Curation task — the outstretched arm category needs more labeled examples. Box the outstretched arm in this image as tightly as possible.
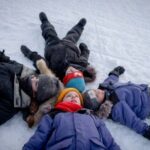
[23,115,53,150]
[36,59,55,77]
[99,66,125,88]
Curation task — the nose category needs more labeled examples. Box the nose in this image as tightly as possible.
[71,94,76,98]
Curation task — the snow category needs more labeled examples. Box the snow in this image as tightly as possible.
[0,0,150,149]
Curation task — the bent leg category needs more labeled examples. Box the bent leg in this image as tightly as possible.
[63,18,86,44]
[39,12,60,45]
[79,43,90,62]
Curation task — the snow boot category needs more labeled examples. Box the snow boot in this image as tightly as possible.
[39,12,48,23]
[77,18,87,27]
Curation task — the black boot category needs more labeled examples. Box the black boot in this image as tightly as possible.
[77,18,87,27]
[0,50,10,62]
[39,12,48,23]
[21,45,43,63]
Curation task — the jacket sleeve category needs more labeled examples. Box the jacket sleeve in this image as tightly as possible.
[23,114,53,150]
[97,120,121,150]
[36,59,55,77]
[102,74,119,85]
[111,101,149,135]
[1,61,23,77]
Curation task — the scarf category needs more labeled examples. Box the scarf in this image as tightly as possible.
[55,101,82,112]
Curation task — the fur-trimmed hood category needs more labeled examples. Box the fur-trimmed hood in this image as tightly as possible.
[95,100,113,119]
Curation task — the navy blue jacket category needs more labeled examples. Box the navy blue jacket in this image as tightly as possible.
[23,112,120,150]
[100,74,150,135]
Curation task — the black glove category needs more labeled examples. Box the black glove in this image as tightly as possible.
[21,45,43,62]
[109,66,125,77]
[0,49,10,62]
[21,45,44,70]
[143,126,150,140]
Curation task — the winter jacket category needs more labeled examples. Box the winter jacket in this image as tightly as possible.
[23,110,120,150]
[0,59,63,125]
[45,39,89,81]
[0,61,23,124]
[99,74,150,135]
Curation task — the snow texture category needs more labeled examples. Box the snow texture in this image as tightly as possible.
[0,0,150,149]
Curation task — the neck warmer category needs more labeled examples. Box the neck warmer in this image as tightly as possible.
[55,101,82,112]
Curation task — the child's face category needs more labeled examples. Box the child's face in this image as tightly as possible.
[92,89,105,103]
[63,91,81,105]
[66,66,78,75]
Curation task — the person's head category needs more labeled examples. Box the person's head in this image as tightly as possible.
[56,88,83,106]
[63,66,85,93]
[83,89,105,111]
[20,74,63,103]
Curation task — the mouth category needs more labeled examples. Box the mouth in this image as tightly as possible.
[71,99,77,103]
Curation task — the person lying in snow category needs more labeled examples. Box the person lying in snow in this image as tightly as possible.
[21,11,96,83]
[0,50,63,127]
[83,66,150,140]
[23,88,120,150]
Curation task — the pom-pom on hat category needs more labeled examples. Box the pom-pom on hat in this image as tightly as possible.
[56,88,83,105]
[63,71,85,93]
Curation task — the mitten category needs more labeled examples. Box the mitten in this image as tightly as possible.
[109,66,125,77]
[0,50,10,62]
[21,45,44,69]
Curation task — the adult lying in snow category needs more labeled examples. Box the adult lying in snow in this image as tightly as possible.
[83,66,150,140]
[23,88,120,150]
[21,12,96,83]
[0,50,63,127]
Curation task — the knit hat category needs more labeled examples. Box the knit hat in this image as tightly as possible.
[36,74,60,103]
[83,90,101,111]
[56,88,83,105]
[63,71,85,93]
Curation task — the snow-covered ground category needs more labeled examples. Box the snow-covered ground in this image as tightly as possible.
[0,0,150,149]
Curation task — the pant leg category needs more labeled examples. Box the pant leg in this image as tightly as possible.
[41,20,60,46]
[63,23,84,44]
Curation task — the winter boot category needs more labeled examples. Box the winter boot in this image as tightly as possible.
[0,50,10,62]
[21,45,43,63]
[77,18,87,27]
[39,12,48,23]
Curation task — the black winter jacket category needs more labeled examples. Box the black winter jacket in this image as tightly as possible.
[45,40,89,80]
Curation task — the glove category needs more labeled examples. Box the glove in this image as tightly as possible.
[109,66,125,77]
[0,49,10,62]
[21,45,43,62]
[21,45,44,70]
[143,127,150,140]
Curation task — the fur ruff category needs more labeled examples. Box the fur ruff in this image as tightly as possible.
[95,100,113,119]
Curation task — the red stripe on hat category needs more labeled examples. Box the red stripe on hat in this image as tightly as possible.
[63,71,83,85]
